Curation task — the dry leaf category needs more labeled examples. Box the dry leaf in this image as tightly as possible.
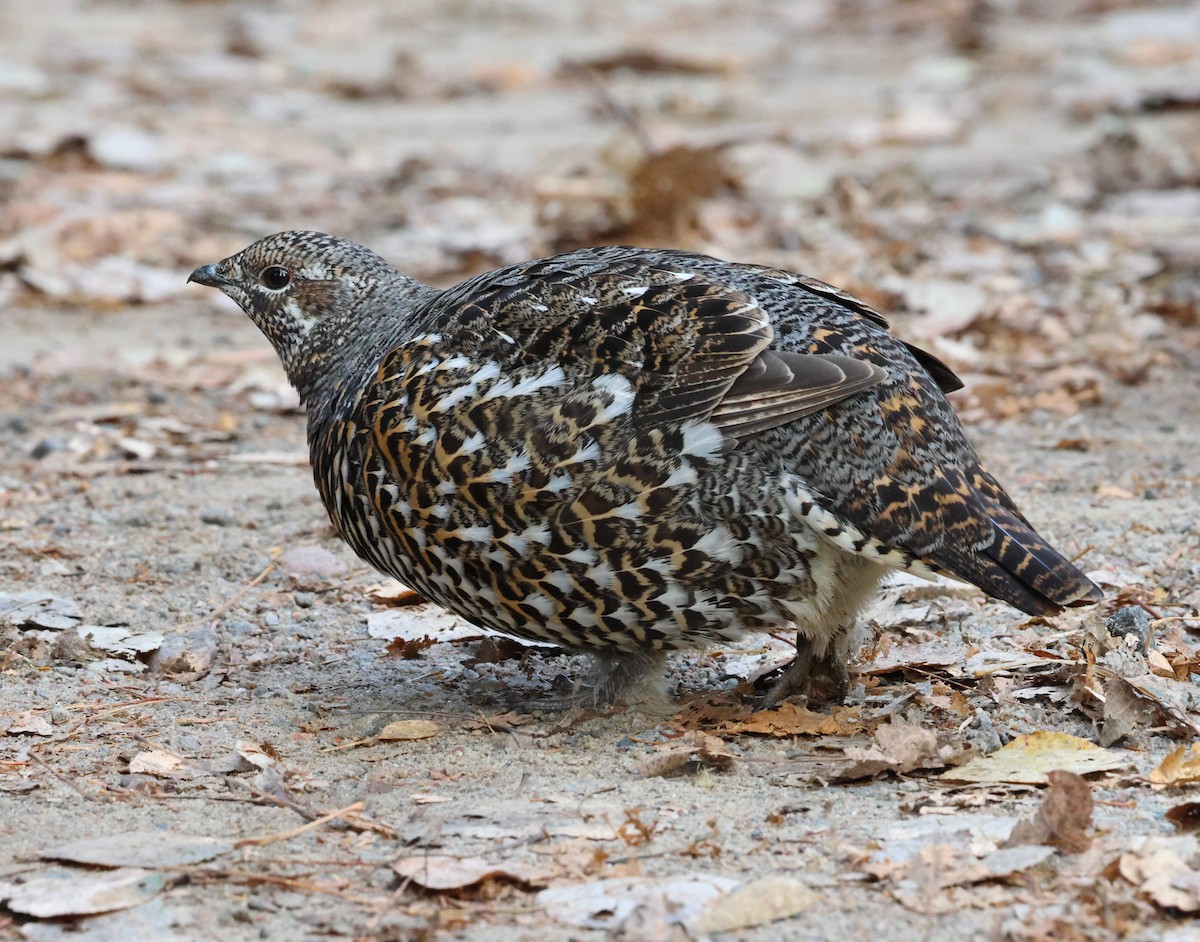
[464,711,532,733]
[836,718,960,781]
[40,832,233,868]
[1118,837,1200,912]
[1150,742,1200,787]
[1121,673,1200,736]
[7,711,53,736]
[0,868,164,918]
[861,640,969,675]
[1004,770,1093,853]
[1166,803,1200,833]
[365,579,422,606]
[376,720,439,742]
[941,732,1132,784]
[127,749,183,776]
[721,702,861,737]
[1099,675,1157,746]
[640,732,735,778]
[393,855,549,892]
[538,876,738,931]
[235,741,278,770]
[410,793,451,804]
[384,636,436,659]
[687,875,818,934]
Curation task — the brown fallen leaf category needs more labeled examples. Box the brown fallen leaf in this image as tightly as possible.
[365,580,423,607]
[1118,837,1200,912]
[1099,675,1157,746]
[384,635,436,659]
[1166,803,1200,833]
[640,732,736,778]
[720,702,861,737]
[1005,770,1093,854]
[835,717,961,781]
[464,711,532,733]
[394,855,550,893]
[1151,742,1200,787]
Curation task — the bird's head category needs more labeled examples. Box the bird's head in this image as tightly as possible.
[189,230,417,397]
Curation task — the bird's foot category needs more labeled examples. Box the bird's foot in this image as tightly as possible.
[754,635,850,711]
[512,650,672,716]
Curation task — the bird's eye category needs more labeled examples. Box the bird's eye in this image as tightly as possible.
[259,266,292,290]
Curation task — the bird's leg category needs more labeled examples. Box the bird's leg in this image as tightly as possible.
[755,631,851,711]
[518,648,672,716]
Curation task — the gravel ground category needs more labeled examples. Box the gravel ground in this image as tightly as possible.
[1,2,1199,940]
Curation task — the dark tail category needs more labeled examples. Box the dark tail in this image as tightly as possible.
[943,469,1104,616]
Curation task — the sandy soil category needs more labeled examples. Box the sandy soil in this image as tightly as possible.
[1,2,1199,940]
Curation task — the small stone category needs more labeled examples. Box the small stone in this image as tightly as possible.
[1106,606,1152,652]
[29,439,67,460]
[148,627,218,678]
[199,509,234,526]
[277,545,348,581]
[88,125,166,172]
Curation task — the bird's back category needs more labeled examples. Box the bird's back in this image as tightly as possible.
[307,244,1098,647]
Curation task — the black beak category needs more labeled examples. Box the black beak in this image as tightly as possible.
[188,263,226,287]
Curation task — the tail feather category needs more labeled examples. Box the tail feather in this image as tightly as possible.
[946,508,1103,616]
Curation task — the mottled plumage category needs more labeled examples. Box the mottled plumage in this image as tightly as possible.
[190,231,1102,709]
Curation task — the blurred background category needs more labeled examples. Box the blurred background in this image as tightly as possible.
[2,0,1196,397]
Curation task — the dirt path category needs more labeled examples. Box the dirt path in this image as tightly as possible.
[2,2,1199,940]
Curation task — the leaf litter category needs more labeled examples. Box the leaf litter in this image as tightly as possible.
[1,0,1199,939]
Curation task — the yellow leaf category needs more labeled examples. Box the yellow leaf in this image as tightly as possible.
[377,720,439,742]
[940,731,1131,785]
[1150,742,1200,787]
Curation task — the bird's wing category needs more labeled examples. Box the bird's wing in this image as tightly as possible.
[425,252,887,441]
[733,279,1102,616]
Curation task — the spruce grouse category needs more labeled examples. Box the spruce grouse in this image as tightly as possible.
[190,232,1102,709]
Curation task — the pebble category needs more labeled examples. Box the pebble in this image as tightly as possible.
[1106,606,1152,652]
[199,508,234,526]
[88,125,167,172]
[278,544,348,580]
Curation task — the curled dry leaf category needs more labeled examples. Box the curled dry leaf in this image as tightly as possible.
[384,635,436,659]
[640,731,736,778]
[1150,742,1200,787]
[940,731,1132,785]
[1004,770,1093,854]
[1099,675,1157,746]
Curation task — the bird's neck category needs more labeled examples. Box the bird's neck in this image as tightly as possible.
[286,277,440,418]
